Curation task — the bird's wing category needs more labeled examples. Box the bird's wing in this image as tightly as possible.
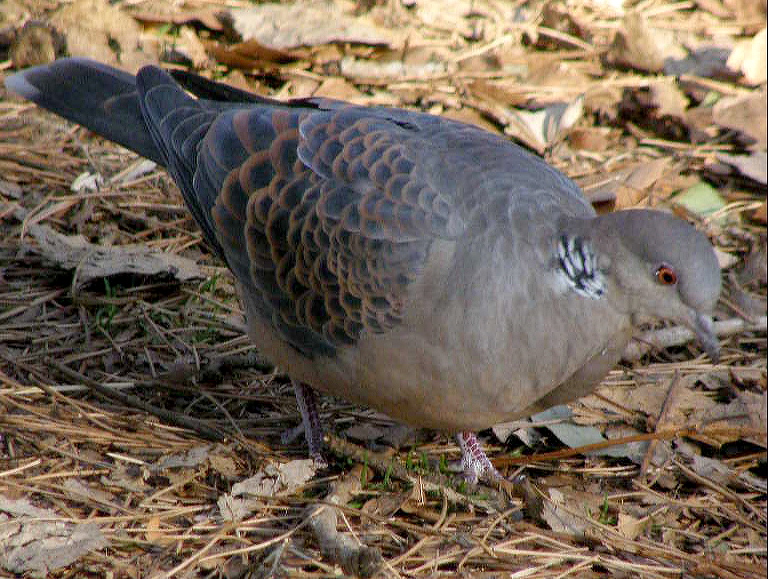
[136,66,468,357]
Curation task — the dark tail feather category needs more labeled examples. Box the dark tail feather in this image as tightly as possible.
[5,58,166,166]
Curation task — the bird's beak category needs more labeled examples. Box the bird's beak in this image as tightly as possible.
[691,312,720,364]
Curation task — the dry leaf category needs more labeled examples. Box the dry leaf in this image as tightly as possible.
[577,157,672,209]
[541,4,589,46]
[144,516,164,544]
[344,422,388,442]
[568,127,614,151]
[10,21,63,68]
[0,496,107,577]
[649,79,689,119]
[504,96,584,153]
[207,38,299,70]
[173,26,211,69]
[737,240,768,286]
[608,12,685,73]
[541,488,589,537]
[101,465,151,493]
[727,28,767,85]
[725,390,767,448]
[218,493,255,523]
[672,181,728,220]
[63,479,115,506]
[49,0,156,72]
[413,0,478,38]
[713,89,768,148]
[153,445,211,471]
[229,459,316,498]
[717,151,768,185]
[218,461,317,520]
[129,8,225,31]
[230,1,399,49]
[617,512,645,539]
[313,77,367,102]
[23,222,203,286]
[663,47,731,78]
[209,454,239,480]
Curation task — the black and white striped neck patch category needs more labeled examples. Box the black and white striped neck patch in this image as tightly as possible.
[556,235,605,299]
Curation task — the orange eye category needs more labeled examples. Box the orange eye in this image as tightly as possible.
[655,265,678,285]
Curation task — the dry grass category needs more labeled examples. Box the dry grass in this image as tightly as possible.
[0,0,766,577]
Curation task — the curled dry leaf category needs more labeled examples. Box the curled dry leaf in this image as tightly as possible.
[504,96,584,153]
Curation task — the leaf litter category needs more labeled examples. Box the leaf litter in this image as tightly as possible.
[0,0,765,577]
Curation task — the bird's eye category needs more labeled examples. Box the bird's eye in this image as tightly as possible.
[655,264,678,285]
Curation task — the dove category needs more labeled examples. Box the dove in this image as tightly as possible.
[6,58,721,482]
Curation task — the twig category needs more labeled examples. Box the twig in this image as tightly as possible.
[305,464,383,578]
[47,358,225,442]
[494,426,767,466]
[623,316,767,361]
[640,372,682,477]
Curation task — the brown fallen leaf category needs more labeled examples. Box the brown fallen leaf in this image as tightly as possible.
[567,127,615,152]
[9,21,64,68]
[48,0,156,72]
[144,516,172,545]
[207,38,299,70]
[541,488,589,538]
[230,1,400,49]
[129,7,225,32]
[576,157,673,209]
[649,78,689,119]
[723,0,768,21]
[607,11,686,73]
[525,3,590,50]
[713,89,768,148]
[313,77,367,101]
[751,202,767,224]
[617,512,646,540]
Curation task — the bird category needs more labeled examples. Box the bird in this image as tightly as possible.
[5,58,721,482]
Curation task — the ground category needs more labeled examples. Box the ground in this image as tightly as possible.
[0,0,765,577]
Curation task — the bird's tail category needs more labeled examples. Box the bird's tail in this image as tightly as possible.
[5,58,166,166]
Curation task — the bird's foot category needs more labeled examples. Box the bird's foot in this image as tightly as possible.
[456,431,503,484]
[456,432,545,520]
[289,381,328,468]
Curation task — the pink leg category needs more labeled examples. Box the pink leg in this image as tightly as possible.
[456,431,502,484]
[291,381,325,463]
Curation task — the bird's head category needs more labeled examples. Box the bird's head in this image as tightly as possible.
[587,209,721,362]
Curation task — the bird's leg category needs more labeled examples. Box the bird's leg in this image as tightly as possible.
[457,431,502,484]
[290,381,326,465]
